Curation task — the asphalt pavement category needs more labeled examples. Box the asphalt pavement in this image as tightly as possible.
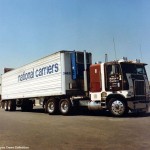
[0,107,150,150]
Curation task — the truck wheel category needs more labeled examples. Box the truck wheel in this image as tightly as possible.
[46,99,58,115]
[8,100,16,111]
[4,101,8,111]
[108,98,128,117]
[59,99,72,115]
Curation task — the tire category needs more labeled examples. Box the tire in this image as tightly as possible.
[8,100,16,111]
[46,99,58,115]
[108,98,128,117]
[1,101,4,109]
[4,101,8,111]
[59,99,72,115]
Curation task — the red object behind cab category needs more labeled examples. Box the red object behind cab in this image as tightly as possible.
[90,64,102,92]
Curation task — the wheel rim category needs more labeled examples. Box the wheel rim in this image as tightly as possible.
[4,103,7,110]
[8,101,11,110]
[60,101,69,113]
[4,101,8,110]
[111,100,125,115]
[48,102,55,113]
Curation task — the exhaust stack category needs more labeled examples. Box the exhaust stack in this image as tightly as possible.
[84,50,88,95]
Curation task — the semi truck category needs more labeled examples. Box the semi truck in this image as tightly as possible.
[1,50,150,116]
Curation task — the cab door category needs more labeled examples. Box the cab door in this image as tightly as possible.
[105,64,122,91]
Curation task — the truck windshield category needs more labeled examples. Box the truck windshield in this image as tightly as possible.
[120,63,146,75]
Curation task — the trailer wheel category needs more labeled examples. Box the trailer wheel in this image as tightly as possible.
[1,101,4,109]
[46,99,58,115]
[59,99,72,115]
[4,101,8,111]
[8,100,16,111]
[108,98,128,117]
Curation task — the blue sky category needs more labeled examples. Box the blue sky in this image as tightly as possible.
[0,0,150,78]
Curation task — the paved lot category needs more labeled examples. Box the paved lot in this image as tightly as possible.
[0,107,150,150]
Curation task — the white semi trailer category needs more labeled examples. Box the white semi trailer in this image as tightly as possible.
[1,50,150,116]
[2,50,91,115]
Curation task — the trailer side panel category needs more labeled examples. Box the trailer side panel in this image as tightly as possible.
[2,52,65,100]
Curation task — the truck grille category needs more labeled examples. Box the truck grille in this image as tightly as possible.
[134,80,145,96]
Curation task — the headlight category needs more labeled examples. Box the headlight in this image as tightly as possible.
[101,92,107,100]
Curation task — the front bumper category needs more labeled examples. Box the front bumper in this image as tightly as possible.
[127,99,150,112]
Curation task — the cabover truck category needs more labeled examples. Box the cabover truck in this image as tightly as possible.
[1,50,150,116]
